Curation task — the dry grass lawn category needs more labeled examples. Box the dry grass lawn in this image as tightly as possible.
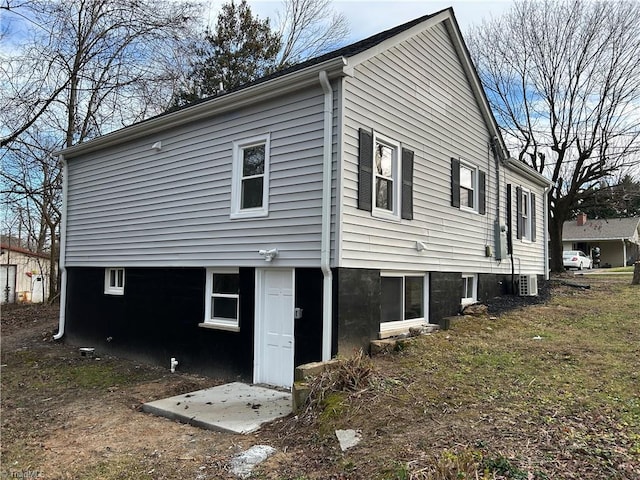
[1,276,639,479]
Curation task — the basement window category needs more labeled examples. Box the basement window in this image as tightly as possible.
[379,272,427,335]
[104,268,125,295]
[461,273,477,306]
[201,268,240,332]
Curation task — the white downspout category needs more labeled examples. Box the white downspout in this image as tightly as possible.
[543,185,550,280]
[54,154,69,340]
[622,239,627,267]
[319,71,333,361]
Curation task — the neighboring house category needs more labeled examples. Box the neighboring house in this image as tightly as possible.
[0,243,50,304]
[563,213,640,267]
[55,8,551,388]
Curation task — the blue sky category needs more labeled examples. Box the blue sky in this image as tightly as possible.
[1,1,513,52]
[210,0,514,40]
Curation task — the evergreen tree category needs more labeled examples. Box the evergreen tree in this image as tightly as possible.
[175,0,281,105]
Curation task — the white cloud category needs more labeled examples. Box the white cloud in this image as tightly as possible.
[204,0,513,41]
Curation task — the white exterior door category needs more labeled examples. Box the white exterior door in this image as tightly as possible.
[254,269,294,388]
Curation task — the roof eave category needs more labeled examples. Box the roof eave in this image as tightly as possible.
[505,157,553,187]
[57,56,347,159]
[342,8,512,161]
[563,237,637,243]
[443,12,510,160]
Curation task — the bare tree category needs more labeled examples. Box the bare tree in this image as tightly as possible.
[1,0,202,299]
[468,0,640,272]
[1,131,62,297]
[1,0,201,148]
[275,0,349,66]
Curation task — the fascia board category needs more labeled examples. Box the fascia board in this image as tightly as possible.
[343,10,450,75]
[342,8,511,162]
[563,237,628,242]
[442,15,510,160]
[57,57,347,159]
[505,157,553,187]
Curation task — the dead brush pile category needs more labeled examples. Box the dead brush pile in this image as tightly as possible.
[299,349,380,423]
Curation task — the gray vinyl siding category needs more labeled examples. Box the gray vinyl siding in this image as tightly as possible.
[505,170,547,274]
[340,22,545,275]
[65,86,331,268]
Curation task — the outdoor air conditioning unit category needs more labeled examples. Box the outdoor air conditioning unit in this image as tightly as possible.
[519,274,538,296]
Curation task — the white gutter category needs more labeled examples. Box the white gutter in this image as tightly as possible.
[319,71,334,361]
[57,57,347,159]
[564,237,630,242]
[53,155,69,340]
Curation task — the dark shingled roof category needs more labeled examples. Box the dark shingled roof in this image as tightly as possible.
[562,217,640,241]
[171,8,448,112]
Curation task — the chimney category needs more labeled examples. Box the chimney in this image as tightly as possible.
[577,213,587,226]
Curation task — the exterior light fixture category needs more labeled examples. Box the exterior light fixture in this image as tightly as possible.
[259,248,278,262]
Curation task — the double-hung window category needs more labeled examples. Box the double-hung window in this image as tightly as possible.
[516,186,536,242]
[202,268,240,331]
[451,158,486,214]
[231,134,270,219]
[373,134,400,218]
[380,273,427,335]
[521,190,530,239]
[104,268,125,295]
[357,128,414,221]
[459,163,476,209]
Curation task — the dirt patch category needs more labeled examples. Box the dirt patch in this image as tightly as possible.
[1,303,60,350]
[1,304,252,480]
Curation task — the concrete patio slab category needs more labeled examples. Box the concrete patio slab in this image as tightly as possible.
[142,382,292,434]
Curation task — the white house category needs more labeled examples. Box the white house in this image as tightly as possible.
[563,214,640,267]
[55,8,551,388]
[0,243,50,304]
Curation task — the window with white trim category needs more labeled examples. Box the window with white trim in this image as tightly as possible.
[231,134,270,219]
[461,274,477,306]
[358,128,414,220]
[373,133,400,219]
[520,189,532,240]
[515,185,537,242]
[459,163,476,210]
[104,268,125,295]
[451,158,486,214]
[380,273,426,332]
[202,268,240,331]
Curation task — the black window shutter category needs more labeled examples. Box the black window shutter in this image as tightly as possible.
[478,170,486,215]
[401,148,414,220]
[531,192,537,242]
[506,184,513,254]
[451,158,460,208]
[515,186,523,239]
[358,128,373,211]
